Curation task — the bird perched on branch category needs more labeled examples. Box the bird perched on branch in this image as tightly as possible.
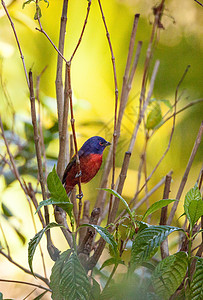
[62,136,111,195]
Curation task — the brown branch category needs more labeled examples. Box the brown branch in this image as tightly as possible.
[78,208,100,269]
[115,170,173,224]
[69,0,92,63]
[97,0,119,224]
[29,71,60,261]
[1,0,29,87]
[194,0,203,7]
[57,63,69,179]
[0,278,51,292]
[0,250,50,287]
[132,65,189,208]
[167,121,203,225]
[36,66,48,181]
[95,15,141,211]
[160,174,172,259]
[55,0,69,136]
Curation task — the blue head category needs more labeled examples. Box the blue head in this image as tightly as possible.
[80,136,111,155]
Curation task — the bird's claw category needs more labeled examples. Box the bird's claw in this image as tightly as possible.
[75,170,82,178]
[76,192,83,200]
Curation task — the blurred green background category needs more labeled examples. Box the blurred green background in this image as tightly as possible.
[0,0,203,298]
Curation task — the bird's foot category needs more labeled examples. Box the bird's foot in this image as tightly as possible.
[75,170,82,178]
[76,192,83,200]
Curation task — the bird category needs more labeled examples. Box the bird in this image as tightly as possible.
[62,136,111,196]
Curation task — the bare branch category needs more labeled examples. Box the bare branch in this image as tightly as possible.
[194,0,203,7]
[167,121,203,225]
[160,174,172,259]
[0,278,51,292]
[115,170,173,224]
[55,0,69,135]
[0,250,50,287]
[95,15,141,211]
[28,71,60,261]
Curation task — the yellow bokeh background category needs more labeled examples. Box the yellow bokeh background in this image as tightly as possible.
[0,0,203,298]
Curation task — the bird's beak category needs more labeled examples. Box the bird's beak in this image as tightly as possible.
[105,141,111,147]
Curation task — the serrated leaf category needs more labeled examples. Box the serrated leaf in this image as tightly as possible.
[142,199,176,221]
[130,225,184,270]
[188,200,203,229]
[37,166,73,219]
[50,249,72,300]
[79,224,118,257]
[184,185,202,229]
[102,188,134,221]
[191,258,203,300]
[59,252,91,300]
[28,222,63,275]
[152,252,188,300]
[146,103,162,130]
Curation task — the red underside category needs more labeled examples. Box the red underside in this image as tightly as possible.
[64,153,103,194]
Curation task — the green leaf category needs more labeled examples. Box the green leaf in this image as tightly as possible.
[100,257,124,270]
[152,252,188,300]
[90,278,101,300]
[50,249,72,300]
[184,185,202,229]
[36,198,73,215]
[142,199,176,221]
[191,258,203,300]
[188,200,203,229]
[130,225,184,270]
[59,252,91,300]
[79,224,118,257]
[102,188,134,221]
[28,222,63,274]
[146,103,162,130]
[22,0,34,9]
[34,5,42,20]
[37,166,73,219]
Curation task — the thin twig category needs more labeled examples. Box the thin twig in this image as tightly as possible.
[0,221,10,257]
[114,170,173,224]
[0,250,50,286]
[97,0,119,223]
[132,65,190,208]
[95,15,141,212]
[0,278,51,292]
[160,174,172,259]
[57,63,69,179]
[167,121,203,225]
[69,0,92,63]
[55,0,69,136]
[36,66,48,181]
[66,62,82,226]
[194,0,203,7]
[29,71,60,261]
[1,0,29,87]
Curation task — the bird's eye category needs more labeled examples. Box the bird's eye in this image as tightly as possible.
[99,142,104,146]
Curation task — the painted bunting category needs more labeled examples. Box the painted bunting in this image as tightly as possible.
[62,136,111,195]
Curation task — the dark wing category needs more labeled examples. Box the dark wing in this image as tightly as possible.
[62,148,85,184]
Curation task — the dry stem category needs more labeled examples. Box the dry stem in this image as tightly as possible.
[167,121,203,225]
